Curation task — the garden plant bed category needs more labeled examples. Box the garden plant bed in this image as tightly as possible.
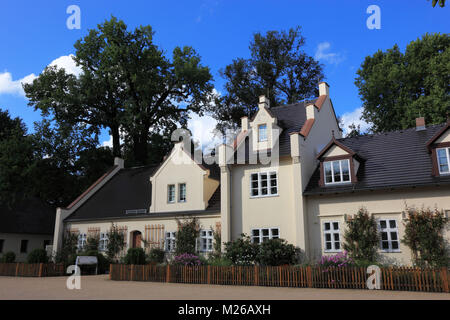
[110,264,449,293]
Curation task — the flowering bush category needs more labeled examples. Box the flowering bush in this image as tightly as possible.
[173,253,204,266]
[318,251,354,271]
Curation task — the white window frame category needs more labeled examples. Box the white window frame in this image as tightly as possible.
[167,184,175,203]
[199,229,214,252]
[77,233,87,251]
[251,228,280,244]
[378,219,400,253]
[250,171,278,198]
[324,159,351,185]
[99,232,109,252]
[178,183,186,202]
[323,221,341,252]
[165,232,176,252]
[258,124,268,142]
[437,147,450,175]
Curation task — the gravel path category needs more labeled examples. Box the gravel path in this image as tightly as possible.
[0,275,449,300]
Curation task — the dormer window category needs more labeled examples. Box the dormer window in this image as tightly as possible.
[324,159,350,184]
[437,147,450,174]
[258,124,267,142]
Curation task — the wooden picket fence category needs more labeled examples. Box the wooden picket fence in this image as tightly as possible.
[110,264,450,293]
[0,263,65,277]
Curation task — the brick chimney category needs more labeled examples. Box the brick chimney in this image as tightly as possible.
[416,117,426,131]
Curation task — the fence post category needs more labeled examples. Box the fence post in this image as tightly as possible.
[254,265,259,286]
[130,265,134,281]
[109,264,113,280]
[441,267,449,293]
[207,265,211,284]
[38,263,44,277]
[15,263,20,277]
[307,266,313,288]
[166,265,171,283]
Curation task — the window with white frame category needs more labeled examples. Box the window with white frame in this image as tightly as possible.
[199,230,213,252]
[165,232,176,252]
[437,147,450,174]
[251,228,279,244]
[99,232,109,252]
[324,159,351,184]
[178,183,186,202]
[167,184,175,203]
[250,172,278,197]
[379,219,400,252]
[77,233,87,251]
[323,221,341,252]
[258,124,267,142]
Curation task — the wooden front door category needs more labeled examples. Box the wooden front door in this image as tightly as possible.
[132,231,142,248]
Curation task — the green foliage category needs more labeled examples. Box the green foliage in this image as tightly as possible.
[1,251,16,263]
[26,249,49,264]
[86,235,100,252]
[175,217,200,255]
[24,16,214,165]
[256,238,300,266]
[355,33,449,133]
[124,248,146,265]
[224,234,259,266]
[402,206,449,267]
[106,224,125,263]
[54,232,78,266]
[80,250,111,274]
[147,248,166,264]
[207,257,233,267]
[429,0,446,7]
[208,26,323,131]
[343,208,380,263]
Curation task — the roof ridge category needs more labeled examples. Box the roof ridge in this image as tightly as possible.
[338,123,446,142]
[270,98,318,110]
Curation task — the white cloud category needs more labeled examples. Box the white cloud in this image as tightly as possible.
[315,42,345,65]
[48,54,82,77]
[187,112,221,151]
[0,71,37,96]
[0,54,81,97]
[340,107,371,136]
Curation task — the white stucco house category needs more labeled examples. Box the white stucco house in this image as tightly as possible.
[52,82,450,265]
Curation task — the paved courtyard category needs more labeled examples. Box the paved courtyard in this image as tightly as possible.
[0,275,449,300]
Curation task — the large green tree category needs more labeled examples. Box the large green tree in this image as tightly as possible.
[355,33,449,133]
[429,0,446,7]
[25,16,214,165]
[209,26,324,131]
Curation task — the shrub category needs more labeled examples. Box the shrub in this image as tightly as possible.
[173,253,204,266]
[124,248,146,265]
[318,251,354,270]
[55,232,78,266]
[85,235,100,252]
[106,223,125,263]
[1,251,16,263]
[175,218,200,255]
[224,234,258,266]
[402,206,449,267]
[343,207,379,263]
[147,248,165,264]
[26,249,49,264]
[256,238,299,266]
[208,257,233,267]
[81,250,111,274]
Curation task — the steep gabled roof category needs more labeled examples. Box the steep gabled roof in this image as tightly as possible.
[316,137,357,159]
[425,119,450,150]
[305,123,450,195]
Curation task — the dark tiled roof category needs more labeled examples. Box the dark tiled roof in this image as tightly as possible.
[304,124,450,195]
[65,165,221,222]
[0,197,55,235]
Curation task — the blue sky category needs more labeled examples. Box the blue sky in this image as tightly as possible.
[0,0,448,146]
